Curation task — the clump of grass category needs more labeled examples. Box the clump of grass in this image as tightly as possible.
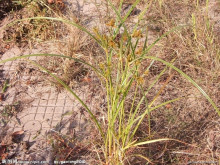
[2,0,65,46]
[0,102,21,126]
[0,0,26,20]
[0,0,219,164]
[36,24,97,89]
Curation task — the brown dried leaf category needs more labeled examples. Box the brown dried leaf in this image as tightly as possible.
[12,130,24,136]
[0,93,4,101]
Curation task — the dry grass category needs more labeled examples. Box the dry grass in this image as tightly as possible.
[122,0,220,164]
[81,0,220,164]
[2,0,65,46]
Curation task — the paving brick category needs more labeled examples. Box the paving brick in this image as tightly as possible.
[41,121,51,128]
[20,114,36,124]
[28,107,38,114]
[32,99,40,106]
[57,92,67,99]
[54,107,63,113]
[63,107,74,114]
[35,113,45,121]
[17,112,29,118]
[44,113,53,121]
[23,120,42,131]
[65,99,74,106]
[37,129,48,138]
[41,93,50,100]
[56,99,65,106]
[46,107,55,113]
[39,99,48,106]
[37,107,46,113]
[49,93,57,100]
[53,113,62,120]
[47,99,57,106]
[26,88,37,97]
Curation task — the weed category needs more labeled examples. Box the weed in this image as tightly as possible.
[0,102,21,126]
[2,79,9,93]
[0,0,25,20]
[2,0,65,46]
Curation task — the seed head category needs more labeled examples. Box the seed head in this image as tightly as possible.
[106,18,116,27]
[132,30,143,38]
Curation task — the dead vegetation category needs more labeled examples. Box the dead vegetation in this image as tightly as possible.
[2,0,65,47]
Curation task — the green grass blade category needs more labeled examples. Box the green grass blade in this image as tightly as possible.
[0,54,104,78]
[131,137,194,148]
[128,98,180,141]
[131,138,175,148]
[133,56,220,116]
